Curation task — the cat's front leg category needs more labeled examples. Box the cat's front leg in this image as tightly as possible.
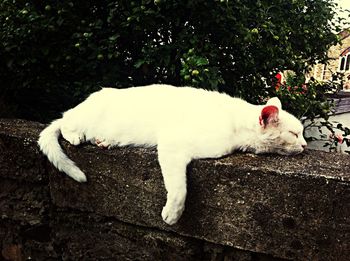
[157,145,191,225]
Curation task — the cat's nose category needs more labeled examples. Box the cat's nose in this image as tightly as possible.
[301,144,307,150]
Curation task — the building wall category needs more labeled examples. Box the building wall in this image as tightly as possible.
[308,29,350,91]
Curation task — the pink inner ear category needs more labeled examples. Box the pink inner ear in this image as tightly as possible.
[260,105,279,126]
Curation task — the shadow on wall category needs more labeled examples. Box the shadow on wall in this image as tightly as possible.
[304,112,350,153]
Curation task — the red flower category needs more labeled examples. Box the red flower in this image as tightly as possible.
[329,133,344,144]
[336,134,344,144]
[275,73,282,91]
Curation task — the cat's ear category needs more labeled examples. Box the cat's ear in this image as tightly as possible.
[266,97,282,109]
[259,105,279,127]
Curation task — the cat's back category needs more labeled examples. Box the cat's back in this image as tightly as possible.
[97,84,216,100]
[76,84,252,120]
[97,84,242,108]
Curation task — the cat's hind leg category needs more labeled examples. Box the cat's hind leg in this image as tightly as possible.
[157,144,191,225]
[61,126,85,146]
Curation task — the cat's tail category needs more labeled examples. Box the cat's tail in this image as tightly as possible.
[38,119,87,182]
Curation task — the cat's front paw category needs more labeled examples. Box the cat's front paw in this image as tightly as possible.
[161,204,184,225]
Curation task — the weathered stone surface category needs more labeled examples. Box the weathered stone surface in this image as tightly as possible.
[50,146,350,260]
[0,119,47,182]
[1,119,349,260]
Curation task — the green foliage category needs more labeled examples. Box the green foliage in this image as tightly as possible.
[275,72,340,121]
[180,49,224,90]
[0,0,342,121]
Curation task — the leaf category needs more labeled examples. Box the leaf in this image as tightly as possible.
[134,59,146,68]
[195,57,209,66]
[108,35,119,42]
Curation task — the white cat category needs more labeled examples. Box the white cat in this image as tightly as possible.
[38,84,306,225]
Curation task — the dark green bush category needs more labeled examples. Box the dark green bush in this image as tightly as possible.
[0,0,341,122]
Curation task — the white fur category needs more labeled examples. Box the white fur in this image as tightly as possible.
[38,84,307,225]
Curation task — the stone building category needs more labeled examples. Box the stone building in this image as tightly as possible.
[308,28,350,91]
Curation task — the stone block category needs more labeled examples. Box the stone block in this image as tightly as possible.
[1,119,349,260]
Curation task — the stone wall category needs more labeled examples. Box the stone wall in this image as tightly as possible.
[0,119,349,261]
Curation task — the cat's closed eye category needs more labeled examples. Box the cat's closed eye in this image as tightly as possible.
[289,131,299,138]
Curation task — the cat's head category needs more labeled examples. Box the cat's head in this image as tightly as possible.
[256,97,307,155]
